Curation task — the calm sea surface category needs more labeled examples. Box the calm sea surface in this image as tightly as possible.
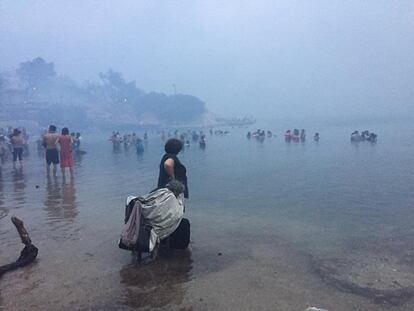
[1,119,414,310]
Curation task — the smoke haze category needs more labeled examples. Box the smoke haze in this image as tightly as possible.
[1,0,413,120]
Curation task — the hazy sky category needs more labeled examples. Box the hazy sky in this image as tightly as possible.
[1,0,413,119]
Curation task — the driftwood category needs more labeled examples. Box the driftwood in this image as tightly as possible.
[0,216,38,277]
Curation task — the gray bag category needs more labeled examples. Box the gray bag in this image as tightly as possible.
[119,200,142,249]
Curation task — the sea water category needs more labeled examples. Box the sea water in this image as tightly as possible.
[0,119,413,310]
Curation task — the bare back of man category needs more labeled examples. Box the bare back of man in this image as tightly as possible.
[43,133,59,150]
[43,132,59,175]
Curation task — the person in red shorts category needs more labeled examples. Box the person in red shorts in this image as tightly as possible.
[57,127,74,177]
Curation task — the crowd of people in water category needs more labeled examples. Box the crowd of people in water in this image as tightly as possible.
[0,127,30,173]
[247,129,273,139]
[1,123,380,264]
[36,129,83,153]
[246,128,321,142]
[109,131,147,153]
[176,130,207,149]
[285,129,307,142]
[0,125,83,176]
[246,128,378,144]
[0,126,30,166]
[350,130,377,143]
[1,124,380,177]
[109,129,209,151]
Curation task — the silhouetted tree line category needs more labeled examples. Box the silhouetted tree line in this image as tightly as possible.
[0,57,205,128]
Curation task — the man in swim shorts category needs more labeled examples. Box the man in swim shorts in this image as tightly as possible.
[43,125,60,175]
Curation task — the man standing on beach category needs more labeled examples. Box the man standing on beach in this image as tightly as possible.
[43,125,60,175]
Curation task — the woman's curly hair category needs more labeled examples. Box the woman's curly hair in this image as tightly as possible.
[164,138,183,155]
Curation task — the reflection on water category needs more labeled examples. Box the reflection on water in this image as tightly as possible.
[12,166,26,208]
[43,175,79,239]
[73,151,84,167]
[119,250,193,309]
[112,143,122,153]
[0,178,6,220]
[37,147,45,158]
[62,177,78,220]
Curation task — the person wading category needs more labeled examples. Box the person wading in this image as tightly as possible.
[158,138,189,200]
[57,127,74,177]
[42,125,60,176]
[10,128,24,167]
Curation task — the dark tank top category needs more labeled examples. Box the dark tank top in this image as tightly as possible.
[157,153,188,198]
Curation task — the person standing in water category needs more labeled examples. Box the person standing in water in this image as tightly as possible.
[58,127,74,176]
[158,138,189,199]
[10,128,25,167]
[43,125,60,175]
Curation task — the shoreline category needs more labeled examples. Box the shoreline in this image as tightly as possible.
[2,209,414,310]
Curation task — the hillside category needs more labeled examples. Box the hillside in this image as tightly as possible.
[0,58,207,129]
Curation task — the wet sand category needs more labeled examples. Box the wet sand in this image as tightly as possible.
[2,207,414,311]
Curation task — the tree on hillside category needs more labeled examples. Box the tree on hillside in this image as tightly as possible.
[98,69,143,103]
[99,69,126,90]
[141,93,205,122]
[17,57,56,88]
[99,69,139,92]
